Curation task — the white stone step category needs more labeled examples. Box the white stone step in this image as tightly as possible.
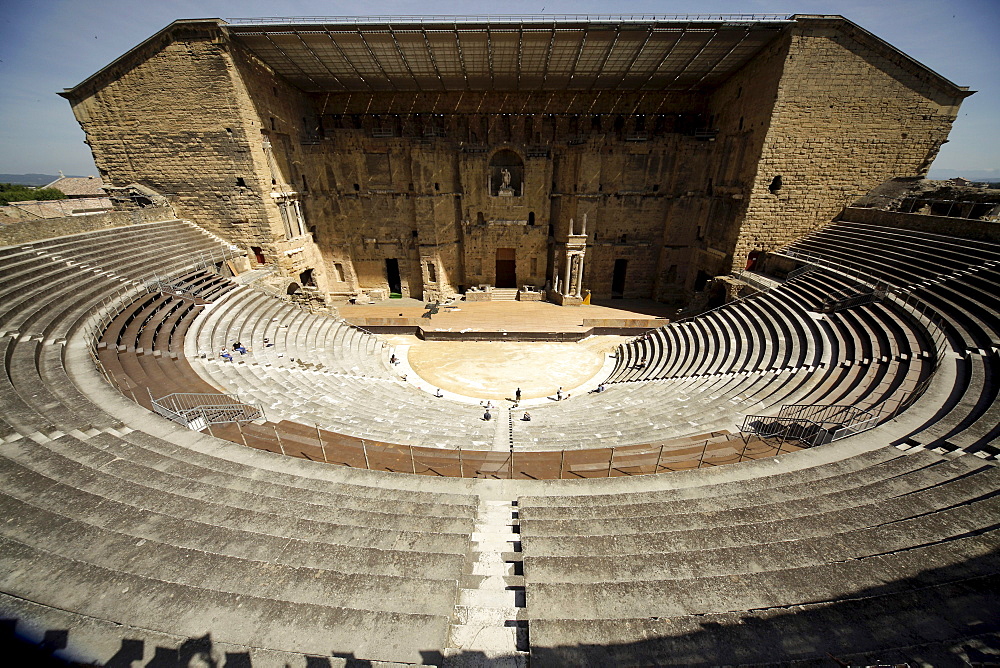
[470,560,519,577]
[443,647,527,668]
[458,588,521,608]
[448,623,518,650]
[490,288,519,301]
[470,537,520,551]
[452,605,525,626]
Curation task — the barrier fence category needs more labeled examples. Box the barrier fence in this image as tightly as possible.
[850,194,1000,222]
[206,421,800,479]
[740,404,880,448]
[151,392,263,431]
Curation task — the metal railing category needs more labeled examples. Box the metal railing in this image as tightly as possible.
[288,427,790,478]
[786,262,819,281]
[740,404,881,447]
[779,248,887,289]
[192,246,242,274]
[848,194,1000,221]
[82,246,244,358]
[151,392,263,431]
[733,269,781,293]
[818,284,888,313]
[226,14,793,25]
[776,250,951,367]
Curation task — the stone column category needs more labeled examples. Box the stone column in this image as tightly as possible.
[563,257,572,296]
[575,254,585,297]
[293,200,305,236]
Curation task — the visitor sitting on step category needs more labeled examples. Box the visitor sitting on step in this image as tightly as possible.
[522,411,531,421]
[232,341,247,355]
[483,409,492,421]
[220,349,233,362]
[434,388,443,397]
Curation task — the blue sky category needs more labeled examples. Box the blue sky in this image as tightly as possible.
[1,0,997,177]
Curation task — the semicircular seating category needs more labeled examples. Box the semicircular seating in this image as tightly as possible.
[778,219,1000,457]
[0,218,998,665]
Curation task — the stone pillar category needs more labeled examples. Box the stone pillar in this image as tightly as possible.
[553,221,588,306]
[575,254,585,297]
[292,200,305,236]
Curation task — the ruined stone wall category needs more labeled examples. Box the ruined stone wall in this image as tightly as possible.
[731,18,968,269]
[64,25,274,248]
[0,206,176,247]
[227,43,331,300]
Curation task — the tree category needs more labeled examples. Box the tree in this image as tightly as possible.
[0,183,66,205]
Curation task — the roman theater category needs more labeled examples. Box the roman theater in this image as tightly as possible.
[0,13,998,667]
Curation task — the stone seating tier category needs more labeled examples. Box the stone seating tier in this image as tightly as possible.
[0,219,998,664]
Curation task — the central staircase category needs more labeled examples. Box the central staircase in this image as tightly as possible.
[491,288,519,302]
[444,495,528,667]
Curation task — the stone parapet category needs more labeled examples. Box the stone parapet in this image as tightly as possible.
[0,206,177,247]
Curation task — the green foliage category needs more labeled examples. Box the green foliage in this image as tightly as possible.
[0,183,66,205]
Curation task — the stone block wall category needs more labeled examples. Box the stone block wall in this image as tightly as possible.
[63,24,273,247]
[731,17,969,269]
[63,18,969,307]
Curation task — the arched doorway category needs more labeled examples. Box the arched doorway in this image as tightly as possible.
[746,250,764,270]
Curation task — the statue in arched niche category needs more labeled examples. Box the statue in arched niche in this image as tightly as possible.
[490,149,523,197]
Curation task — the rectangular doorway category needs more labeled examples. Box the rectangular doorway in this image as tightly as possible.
[612,259,628,298]
[496,248,517,288]
[385,258,402,296]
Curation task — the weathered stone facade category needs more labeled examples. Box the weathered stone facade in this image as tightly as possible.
[61,16,970,305]
[731,18,971,267]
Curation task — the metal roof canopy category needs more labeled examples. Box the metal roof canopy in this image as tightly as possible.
[225,16,792,94]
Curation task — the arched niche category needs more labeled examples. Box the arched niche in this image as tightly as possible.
[489,149,524,197]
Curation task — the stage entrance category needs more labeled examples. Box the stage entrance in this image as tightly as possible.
[385,258,402,295]
[612,259,628,298]
[495,248,517,288]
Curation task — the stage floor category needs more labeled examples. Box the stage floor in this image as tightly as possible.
[339,297,674,333]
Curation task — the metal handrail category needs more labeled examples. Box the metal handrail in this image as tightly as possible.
[226,14,793,25]
[742,403,882,447]
[847,194,1000,221]
[739,415,832,447]
[152,392,263,429]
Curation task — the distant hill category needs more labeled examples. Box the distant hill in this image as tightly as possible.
[926,168,1000,182]
[0,173,87,187]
